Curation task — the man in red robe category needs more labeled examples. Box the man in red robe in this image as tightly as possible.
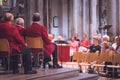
[0,13,37,74]
[25,12,62,68]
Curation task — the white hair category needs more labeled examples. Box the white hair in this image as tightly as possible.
[16,17,24,26]
[103,35,110,41]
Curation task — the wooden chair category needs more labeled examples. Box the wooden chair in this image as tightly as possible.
[81,52,99,73]
[25,37,44,68]
[72,52,85,62]
[86,52,99,63]
[72,52,91,73]
[0,39,10,73]
[96,52,114,77]
[98,52,113,64]
[113,53,120,64]
[106,53,120,78]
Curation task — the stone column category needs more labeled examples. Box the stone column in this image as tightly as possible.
[24,0,30,27]
[107,0,118,36]
[50,0,60,39]
[68,0,74,38]
[24,0,42,27]
[119,0,120,35]
[61,0,69,40]
[73,0,83,39]
[90,0,98,37]
[83,0,90,37]
[37,0,43,25]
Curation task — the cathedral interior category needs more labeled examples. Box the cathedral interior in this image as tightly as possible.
[0,0,120,41]
[0,0,120,80]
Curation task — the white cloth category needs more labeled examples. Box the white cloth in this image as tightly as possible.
[78,46,88,52]
[112,43,117,50]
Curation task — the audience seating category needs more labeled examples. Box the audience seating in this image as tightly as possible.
[72,52,85,62]
[0,39,10,73]
[86,52,99,63]
[72,51,120,76]
[25,37,44,68]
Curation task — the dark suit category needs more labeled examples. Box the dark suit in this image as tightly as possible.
[0,22,32,72]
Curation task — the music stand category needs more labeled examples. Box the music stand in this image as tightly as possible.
[55,40,68,66]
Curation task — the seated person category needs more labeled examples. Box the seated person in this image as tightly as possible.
[15,17,26,67]
[114,36,120,54]
[88,36,101,73]
[15,17,25,37]
[69,36,79,61]
[101,35,111,53]
[48,34,62,68]
[112,36,120,54]
[0,13,36,74]
[57,35,64,41]
[100,35,119,77]
[89,36,101,53]
[73,33,80,42]
[25,12,62,68]
[78,34,90,52]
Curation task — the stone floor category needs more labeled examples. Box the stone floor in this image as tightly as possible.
[62,62,120,80]
[0,68,79,80]
[0,62,120,80]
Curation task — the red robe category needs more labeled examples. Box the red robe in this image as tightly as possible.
[15,25,26,49]
[15,25,25,37]
[0,22,26,55]
[25,23,55,56]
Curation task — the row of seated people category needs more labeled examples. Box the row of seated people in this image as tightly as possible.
[47,32,120,62]
[69,34,120,78]
[68,33,120,61]
[0,12,62,74]
[51,33,120,77]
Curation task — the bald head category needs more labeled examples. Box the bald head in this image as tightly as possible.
[32,12,40,22]
[4,13,14,22]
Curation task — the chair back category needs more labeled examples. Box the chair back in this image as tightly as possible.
[98,52,113,63]
[86,52,99,62]
[113,53,120,64]
[73,52,85,62]
[25,37,43,49]
[0,39,10,52]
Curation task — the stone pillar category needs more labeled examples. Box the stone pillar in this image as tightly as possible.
[68,0,73,38]
[61,0,69,40]
[50,0,60,39]
[37,0,43,25]
[83,0,90,37]
[90,0,98,37]
[107,0,118,36]
[24,0,44,27]
[24,0,30,27]
[73,0,83,39]
[119,0,120,35]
